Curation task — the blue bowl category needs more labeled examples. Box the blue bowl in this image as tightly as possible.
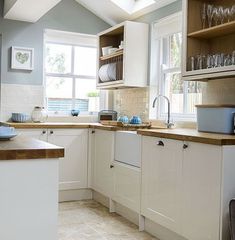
[12,113,30,123]
[117,116,129,124]
[130,116,142,124]
[71,110,80,117]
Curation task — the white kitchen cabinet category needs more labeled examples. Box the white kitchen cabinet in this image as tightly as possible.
[141,136,183,235]
[112,162,141,212]
[16,129,47,141]
[182,142,221,240]
[141,136,235,240]
[97,21,149,89]
[17,128,88,191]
[48,129,88,191]
[91,129,114,197]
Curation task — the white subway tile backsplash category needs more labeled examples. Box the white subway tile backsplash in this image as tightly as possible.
[1,84,44,121]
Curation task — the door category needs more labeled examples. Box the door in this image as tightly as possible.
[182,142,221,240]
[141,136,183,234]
[16,129,48,141]
[113,162,141,212]
[91,129,114,197]
[48,129,88,190]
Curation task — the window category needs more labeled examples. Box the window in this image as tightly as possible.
[150,13,202,121]
[44,30,99,115]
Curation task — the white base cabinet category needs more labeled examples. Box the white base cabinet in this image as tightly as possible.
[17,129,88,191]
[112,162,141,212]
[141,136,235,240]
[91,129,114,197]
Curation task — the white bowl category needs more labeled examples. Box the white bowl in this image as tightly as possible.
[108,48,118,55]
[102,46,112,56]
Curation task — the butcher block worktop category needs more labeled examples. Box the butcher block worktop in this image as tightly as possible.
[0,136,64,160]
[5,122,235,145]
[137,128,235,146]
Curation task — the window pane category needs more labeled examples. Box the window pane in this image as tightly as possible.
[75,78,99,112]
[46,77,73,112]
[164,72,183,114]
[74,47,97,76]
[170,32,182,68]
[186,82,202,114]
[46,43,72,74]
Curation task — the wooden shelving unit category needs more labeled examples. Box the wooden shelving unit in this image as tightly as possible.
[182,0,235,81]
[97,21,149,89]
[100,49,123,61]
[188,20,235,39]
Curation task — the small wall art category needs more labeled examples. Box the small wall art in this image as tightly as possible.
[11,46,34,70]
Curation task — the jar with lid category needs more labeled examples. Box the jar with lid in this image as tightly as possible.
[31,107,48,123]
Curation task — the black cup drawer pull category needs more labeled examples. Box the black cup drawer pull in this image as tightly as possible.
[42,130,46,134]
[157,140,164,146]
[50,130,54,134]
[183,144,188,149]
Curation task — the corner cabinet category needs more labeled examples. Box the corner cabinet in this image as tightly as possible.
[141,136,235,240]
[182,0,235,81]
[97,21,149,89]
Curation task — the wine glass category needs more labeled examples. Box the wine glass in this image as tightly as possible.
[223,8,230,22]
[218,6,225,24]
[207,4,215,27]
[213,7,220,26]
[201,3,207,29]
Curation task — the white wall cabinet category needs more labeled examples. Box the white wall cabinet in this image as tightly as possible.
[112,162,141,212]
[141,137,183,235]
[141,136,235,240]
[91,129,114,197]
[17,128,88,191]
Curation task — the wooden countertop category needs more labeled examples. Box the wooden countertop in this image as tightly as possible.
[0,136,64,160]
[137,128,235,146]
[5,122,235,146]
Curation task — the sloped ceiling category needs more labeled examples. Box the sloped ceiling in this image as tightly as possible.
[75,0,177,25]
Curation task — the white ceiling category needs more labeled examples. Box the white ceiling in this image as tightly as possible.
[4,0,62,22]
[75,0,177,25]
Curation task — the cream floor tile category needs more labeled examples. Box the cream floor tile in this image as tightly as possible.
[58,200,158,240]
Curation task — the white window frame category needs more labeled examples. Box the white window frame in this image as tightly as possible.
[43,29,105,116]
[149,12,198,122]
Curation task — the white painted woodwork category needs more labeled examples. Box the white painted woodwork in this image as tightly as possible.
[18,128,88,191]
[48,129,88,190]
[0,159,58,240]
[181,142,221,240]
[4,0,61,22]
[97,21,149,89]
[91,129,114,197]
[17,129,48,141]
[113,162,141,212]
[141,136,183,235]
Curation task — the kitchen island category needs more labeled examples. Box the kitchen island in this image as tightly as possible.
[0,136,64,240]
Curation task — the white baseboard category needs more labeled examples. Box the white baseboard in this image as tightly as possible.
[59,189,92,202]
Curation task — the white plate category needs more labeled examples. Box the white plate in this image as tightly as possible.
[0,134,17,140]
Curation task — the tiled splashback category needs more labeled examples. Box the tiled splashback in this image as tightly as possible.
[1,84,44,121]
[113,87,149,122]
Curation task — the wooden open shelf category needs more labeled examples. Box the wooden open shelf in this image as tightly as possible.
[100,49,123,61]
[188,20,235,39]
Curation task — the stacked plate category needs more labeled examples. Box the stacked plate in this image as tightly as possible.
[99,63,116,82]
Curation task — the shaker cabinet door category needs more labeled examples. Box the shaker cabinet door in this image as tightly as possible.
[141,136,183,235]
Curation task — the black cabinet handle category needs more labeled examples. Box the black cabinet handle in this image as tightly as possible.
[183,144,188,149]
[42,130,46,134]
[157,140,164,146]
[110,165,114,169]
[92,130,95,134]
[50,130,54,134]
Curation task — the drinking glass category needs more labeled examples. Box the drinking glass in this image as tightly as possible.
[207,4,215,27]
[231,5,235,21]
[224,54,232,66]
[223,8,230,23]
[232,51,235,65]
[201,3,207,28]
[207,55,213,68]
[213,7,220,26]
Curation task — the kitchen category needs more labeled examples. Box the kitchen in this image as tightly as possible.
[1,0,235,240]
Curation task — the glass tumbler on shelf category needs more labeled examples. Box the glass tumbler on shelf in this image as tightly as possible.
[190,56,196,71]
[232,51,235,65]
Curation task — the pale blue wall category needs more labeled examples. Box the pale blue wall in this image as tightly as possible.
[0,0,110,85]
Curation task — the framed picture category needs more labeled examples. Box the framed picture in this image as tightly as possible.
[11,46,34,70]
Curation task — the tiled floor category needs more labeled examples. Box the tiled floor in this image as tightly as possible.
[58,200,158,240]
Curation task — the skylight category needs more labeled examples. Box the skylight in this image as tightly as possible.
[111,0,156,15]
